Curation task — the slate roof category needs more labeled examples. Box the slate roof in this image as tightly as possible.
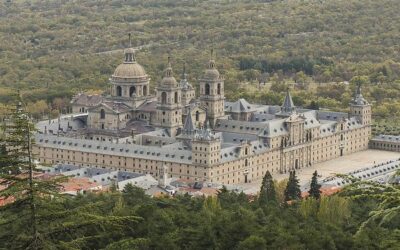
[371,135,400,143]
[71,93,103,107]
[137,100,157,113]
[35,134,193,164]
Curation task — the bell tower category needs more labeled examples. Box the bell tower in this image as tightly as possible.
[349,84,371,126]
[199,50,225,128]
[155,57,183,136]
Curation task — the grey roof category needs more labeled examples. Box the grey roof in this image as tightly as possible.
[215,119,267,135]
[281,90,296,113]
[35,134,193,164]
[226,98,254,113]
[322,160,400,187]
[101,101,132,113]
[137,100,157,113]
[71,93,103,107]
[371,135,400,143]
[316,110,348,121]
[221,132,258,145]
[220,140,269,163]
[36,114,87,135]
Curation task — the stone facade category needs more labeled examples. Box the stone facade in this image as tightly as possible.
[34,48,373,185]
[370,135,400,152]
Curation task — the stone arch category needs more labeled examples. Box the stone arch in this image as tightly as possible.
[129,86,136,97]
[205,83,210,95]
[161,92,167,104]
[116,86,122,97]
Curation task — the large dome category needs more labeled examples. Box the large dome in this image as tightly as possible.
[112,62,147,79]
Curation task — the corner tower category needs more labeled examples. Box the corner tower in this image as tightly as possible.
[155,58,183,136]
[199,50,225,128]
[349,84,371,126]
[191,124,221,181]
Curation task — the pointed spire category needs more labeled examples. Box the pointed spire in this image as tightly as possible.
[351,83,369,105]
[182,61,187,80]
[183,107,195,134]
[124,33,136,63]
[165,56,173,77]
[282,89,296,113]
[208,48,216,69]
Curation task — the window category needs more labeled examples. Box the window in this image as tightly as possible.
[217,83,221,95]
[161,92,167,104]
[205,83,210,95]
[196,111,200,121]
[143,85,147,96]
[174,92,178,103]
[116,86,122,97]
[100,109,105,119]
[129,86,136,97]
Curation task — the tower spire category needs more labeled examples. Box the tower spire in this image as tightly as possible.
[183,107,195,135]
[282,89,296,113]
[182,61,187,80]
[165,56,173,77]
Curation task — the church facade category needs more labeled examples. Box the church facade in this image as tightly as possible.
[33,46,372,185]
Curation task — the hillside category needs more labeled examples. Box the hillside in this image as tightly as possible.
[0,0,399,125]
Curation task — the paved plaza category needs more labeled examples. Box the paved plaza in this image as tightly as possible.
[237,149,400,194]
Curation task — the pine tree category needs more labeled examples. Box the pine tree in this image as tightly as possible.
[258,170,276,205]
[284,170,302,201]
[0,101,142,249]
[308,170,321,199]
[0,101,61,249]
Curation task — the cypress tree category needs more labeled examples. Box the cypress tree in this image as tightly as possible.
[258,170,276,205]
[308,170,321,199]
[284,170,302,201]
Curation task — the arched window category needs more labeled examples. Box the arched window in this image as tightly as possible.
[100,109,105,119]
[129,86,136,97]
[174,92,178,104]
[245,147,248,155]
[245,159,248,166]
[116,86,122,97]
[217,83,221,95]
[195,111,200,121]
[143,85,147,96]
[205,83,210,95]
[161,92,167,104]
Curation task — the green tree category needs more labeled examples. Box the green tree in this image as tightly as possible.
[0,101,61,249]
[258,170,276,206]
[284,171,302,201]
[308,171,321,199]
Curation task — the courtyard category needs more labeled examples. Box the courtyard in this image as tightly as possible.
[237,149,400,194]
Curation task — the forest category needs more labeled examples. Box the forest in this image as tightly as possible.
[0,0,400,132]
